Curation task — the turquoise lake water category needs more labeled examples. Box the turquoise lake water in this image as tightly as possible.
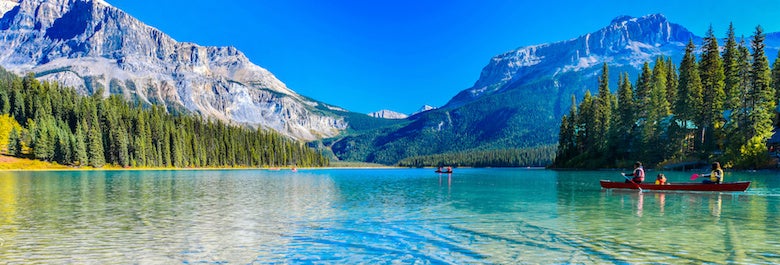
[0,168,778,264]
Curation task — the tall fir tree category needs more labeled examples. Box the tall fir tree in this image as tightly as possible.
[665,57,679,106]
[74,121,88,166]
[616,73,636,159]
[87,115,105,168]
[699,25,726,153]
[771,50,780,122]
[7,127,20,156]
[738,26,775,168]
[635,62,653,120]
[722,23,742,110]
[592,63,613,154]
[577,91,594,154]
[675,40,704,155]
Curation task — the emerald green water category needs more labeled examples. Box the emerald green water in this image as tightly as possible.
[0,168,778,264]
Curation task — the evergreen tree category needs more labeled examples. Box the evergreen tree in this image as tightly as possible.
[74,121,88,166]
[665,57,679,106]
[738,26,774,168]
[635,62,653,119]
[615,73,635,159]
[724,38,754,162]
[88,116,105,168]
[592,63,613,154]
[722,23,742,110]
[7,127,20,156]
[577,91,594,154]
[771,51,780,118]
[675,40,704,154]
[699,25,726,153]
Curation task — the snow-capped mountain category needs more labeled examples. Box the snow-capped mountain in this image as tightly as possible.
[448,14,699,109]
[367,110,407,119]
[0,0,347,141]
[330,14,780,164]
[412,105,435,116]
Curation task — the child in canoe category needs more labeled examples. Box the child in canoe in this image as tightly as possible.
[655,173,667,185]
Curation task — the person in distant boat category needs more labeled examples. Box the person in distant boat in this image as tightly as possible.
[622,162,645,184]
[700,162,724,184]
[446,166,452,173]
[655,173,667,185]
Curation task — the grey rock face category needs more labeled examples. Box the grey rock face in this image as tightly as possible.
[368,109,408,119]
[448,14,697,108]
[0,0,347,141]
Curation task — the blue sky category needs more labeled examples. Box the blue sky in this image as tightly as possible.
[108,0,780,114]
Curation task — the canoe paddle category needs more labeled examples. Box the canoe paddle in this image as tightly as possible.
[621,173,643,192]
[690,173,699,180]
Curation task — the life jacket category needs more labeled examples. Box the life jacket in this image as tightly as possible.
[655,178,666,185]
[634,167,645,182]
[710,169,724,183]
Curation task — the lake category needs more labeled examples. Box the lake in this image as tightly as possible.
[0,168,778,264]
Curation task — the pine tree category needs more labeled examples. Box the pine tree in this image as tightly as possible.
[592,63,613,154]
[738,26,774,168]
[699,25,726,153]
[635,62,653,119]
[665,57,679,106]
[577,91,594,154]
[771,50,780,115]
[88,116,105,168]
[74,121,88,166]
[722,23,742,110]
[7,127,20,156]
[675,40,704,155]
[615,73,635,158]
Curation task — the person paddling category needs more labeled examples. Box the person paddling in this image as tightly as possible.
[699,162,724,184]
[622,162,645,184]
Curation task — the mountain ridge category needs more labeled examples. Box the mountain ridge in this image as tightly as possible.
[329,14,780,164]
[0,0,349,141]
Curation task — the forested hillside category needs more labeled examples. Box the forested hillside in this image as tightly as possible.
[397,146,556,168]
[554,25,780,169]
[0,68,329,168]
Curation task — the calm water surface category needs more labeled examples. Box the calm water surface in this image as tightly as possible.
[0,168,779,264]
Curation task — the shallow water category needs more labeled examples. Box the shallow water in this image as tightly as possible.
[0,168,778,264]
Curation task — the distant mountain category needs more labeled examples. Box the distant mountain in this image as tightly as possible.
[368,110,408,119]
[0,0,348,141]
[330,14,780,164]
[412,105,436,116]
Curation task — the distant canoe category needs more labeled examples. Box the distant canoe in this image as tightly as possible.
[435,170,453,174]
[600,180,750,192]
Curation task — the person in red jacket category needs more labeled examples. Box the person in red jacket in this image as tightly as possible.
[622,162,645,184]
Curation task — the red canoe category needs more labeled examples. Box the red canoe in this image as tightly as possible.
[600,180,751,192]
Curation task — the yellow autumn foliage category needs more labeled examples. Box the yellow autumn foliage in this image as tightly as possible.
[0,114,22,153]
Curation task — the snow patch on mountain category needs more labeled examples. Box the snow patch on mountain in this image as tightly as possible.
[0,0,347,141]
[368,109,408,119]
[447,14,697,108]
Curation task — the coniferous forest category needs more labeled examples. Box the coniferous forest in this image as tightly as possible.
[397,146,555,168]
[0,67,329,168]
[554,24,780,169]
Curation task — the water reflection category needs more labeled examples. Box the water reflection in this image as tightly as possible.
[556,170,780,264]
[0,169,778,264]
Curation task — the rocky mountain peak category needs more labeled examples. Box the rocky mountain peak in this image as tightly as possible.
[0,0,348,141]
[450,13,694,108]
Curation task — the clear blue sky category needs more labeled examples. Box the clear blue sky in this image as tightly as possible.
[108,0,779,114]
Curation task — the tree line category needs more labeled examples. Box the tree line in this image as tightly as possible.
[398,146,555,168]
[554,24,780,169]
[0,67,329,168]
